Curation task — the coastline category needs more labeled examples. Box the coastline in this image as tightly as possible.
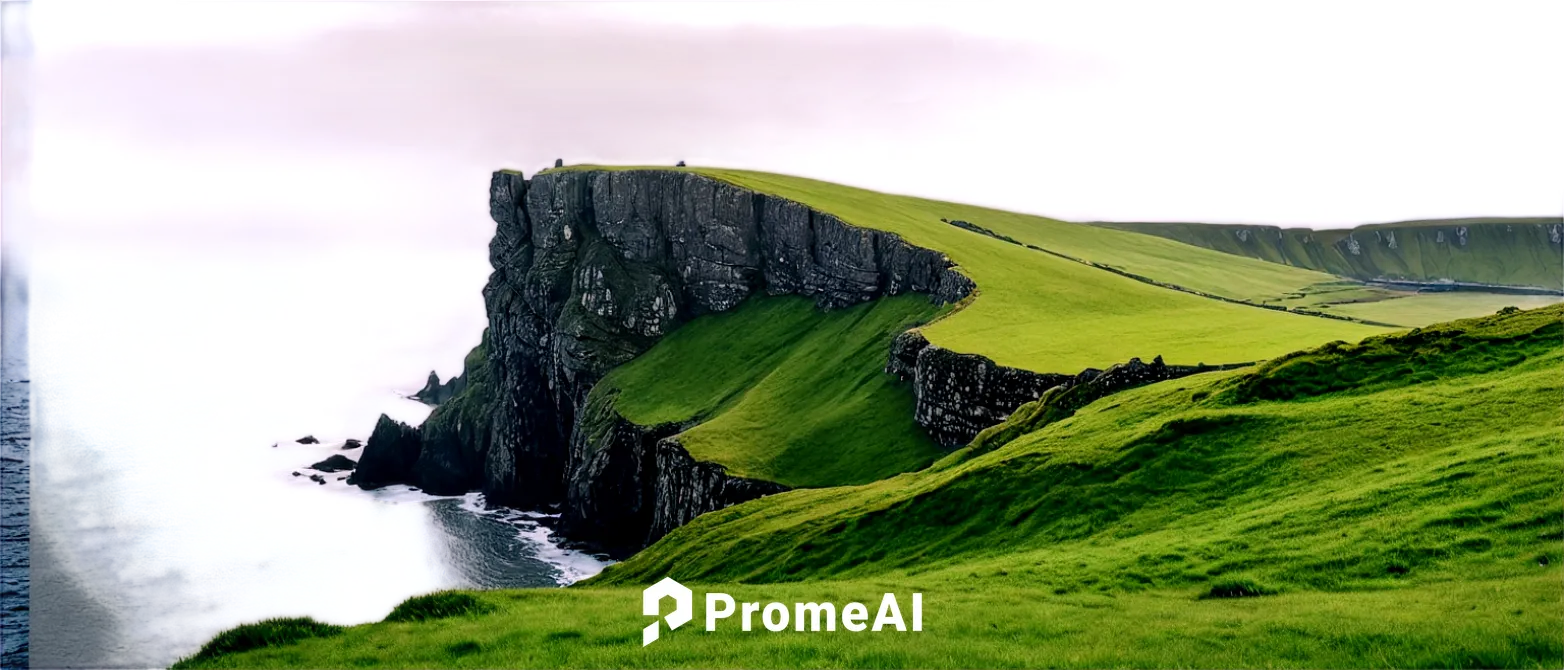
[269,432,609,588]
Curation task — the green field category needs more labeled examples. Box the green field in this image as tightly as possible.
[546,166,1390,373]
[182,305,1564,669]
[596,294,946,487]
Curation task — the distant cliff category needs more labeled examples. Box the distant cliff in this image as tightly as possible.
[1091,218,1564,292]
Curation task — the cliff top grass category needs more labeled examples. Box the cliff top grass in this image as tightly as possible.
[180,305,1564,669]
[594,294,946,488]
[539,165,1391,373]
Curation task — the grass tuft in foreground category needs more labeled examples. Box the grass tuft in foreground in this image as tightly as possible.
[176,618,343,667]
[384,591,497,623]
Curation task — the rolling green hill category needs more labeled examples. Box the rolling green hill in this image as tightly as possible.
[592,304,1562,586]
[181,304,1564,669]
[1091,218,1564,291]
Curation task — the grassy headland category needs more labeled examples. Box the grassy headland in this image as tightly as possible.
[544,166,1391,373]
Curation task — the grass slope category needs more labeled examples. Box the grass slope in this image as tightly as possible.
[593,305,1563,587]
[185,305,1564,669]
[596,294,946,488]
[547,166,1388,373]
[1092,218,1564,291]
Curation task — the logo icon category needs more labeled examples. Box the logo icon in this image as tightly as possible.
[642,576,693,646]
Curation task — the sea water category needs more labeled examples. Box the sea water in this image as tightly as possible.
[24,245,608,668]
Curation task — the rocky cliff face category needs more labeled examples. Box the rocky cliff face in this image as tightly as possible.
[557,389,787,555]
[481,170,972,521]
[886,330,1073,447]
[354,168,973,554]
[887,330,1250,448]
[965,356,1225,456]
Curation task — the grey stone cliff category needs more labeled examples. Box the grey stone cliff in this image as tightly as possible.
[887,330,1072,447]
[480,169,972,524]
[357,168,974,555]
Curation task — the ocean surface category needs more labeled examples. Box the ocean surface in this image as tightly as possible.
[23,246,609,669]
[1,300,29,666]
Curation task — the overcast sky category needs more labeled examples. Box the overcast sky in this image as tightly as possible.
[11,0,1564,258]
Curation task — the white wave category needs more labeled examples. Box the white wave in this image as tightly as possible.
[454,492,613,584]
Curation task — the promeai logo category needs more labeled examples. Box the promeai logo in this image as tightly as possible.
[640,577,922,646]
[642,577,694,646]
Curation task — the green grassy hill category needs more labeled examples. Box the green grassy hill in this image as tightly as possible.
[181,304,1563,669]
[592,304,1562,587]
[1091,218,1564,291]
[595,294,946,488]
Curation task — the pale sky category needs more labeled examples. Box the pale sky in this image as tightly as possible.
[12,0,1564,258]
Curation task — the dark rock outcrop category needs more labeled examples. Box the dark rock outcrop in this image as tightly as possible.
[347,415,423,490]
[558,395,677,555]
[890,331,1243,448]
[410,335,495,496]
[414,407,489,496]
[886,330,1071,447]
[295,435,319,445]
[342,439,362,450]
[968,355,1218,454]
[309,474,327,485]
[308,454,357,473]
[648,439,787,546]
[411,371,467,406]
[557,392,789,557]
